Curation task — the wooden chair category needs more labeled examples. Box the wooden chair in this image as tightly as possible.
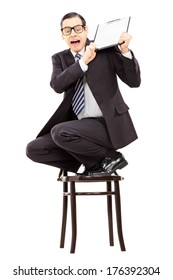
[58,171,126,253]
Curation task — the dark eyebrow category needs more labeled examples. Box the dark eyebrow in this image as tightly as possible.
[62,25,82,29]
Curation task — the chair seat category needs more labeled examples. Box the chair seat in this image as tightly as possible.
[59,174,124,182]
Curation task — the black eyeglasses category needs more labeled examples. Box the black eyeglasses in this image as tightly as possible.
[61,25,85,36]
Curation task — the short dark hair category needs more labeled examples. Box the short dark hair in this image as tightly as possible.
[60,12,86,28]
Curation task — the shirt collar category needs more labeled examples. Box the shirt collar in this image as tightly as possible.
[71,47,85,58]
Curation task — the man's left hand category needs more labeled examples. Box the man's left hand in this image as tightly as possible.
[118,32,132,54]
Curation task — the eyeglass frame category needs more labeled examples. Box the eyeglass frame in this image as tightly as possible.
[61,25,85,36]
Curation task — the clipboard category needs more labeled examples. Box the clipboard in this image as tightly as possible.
[94,16,131,50]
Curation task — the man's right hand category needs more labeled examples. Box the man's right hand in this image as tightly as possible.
[82,42,97,65]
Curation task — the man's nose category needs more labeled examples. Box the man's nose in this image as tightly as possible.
[71,28,76,35]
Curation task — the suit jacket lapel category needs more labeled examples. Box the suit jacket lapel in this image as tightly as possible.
[63,49,75,67]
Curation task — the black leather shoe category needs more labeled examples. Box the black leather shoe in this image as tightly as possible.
[77,166,108,176]
[76,161,106,176]
[100,152,128,174]
[77,152,128,176]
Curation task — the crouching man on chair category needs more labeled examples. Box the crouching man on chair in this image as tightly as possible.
[26,12,141,176]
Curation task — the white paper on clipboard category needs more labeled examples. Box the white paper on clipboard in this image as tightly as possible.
[94,17,131,50]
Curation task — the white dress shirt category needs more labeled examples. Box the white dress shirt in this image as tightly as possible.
[71,48,132,119]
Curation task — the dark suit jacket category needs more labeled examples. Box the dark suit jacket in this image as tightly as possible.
[37,39,141,150]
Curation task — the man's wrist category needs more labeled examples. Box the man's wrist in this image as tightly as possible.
[79,59,88,72]
[121,50,132,59]
[121,48,129,54]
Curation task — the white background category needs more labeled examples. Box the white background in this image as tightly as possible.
[0,0,173,279]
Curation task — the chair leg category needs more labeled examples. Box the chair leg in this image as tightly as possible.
[114,181,126,251]
[70,182,77,253]
[60,182,68,248]
[107,182,114,246]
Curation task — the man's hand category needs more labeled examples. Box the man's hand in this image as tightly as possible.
[118,32,132,54]
[82,42,97,65]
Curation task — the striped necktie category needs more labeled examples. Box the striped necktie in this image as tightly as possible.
[72,53,85,115]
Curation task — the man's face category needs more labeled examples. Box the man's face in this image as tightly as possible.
[61,16,88,52]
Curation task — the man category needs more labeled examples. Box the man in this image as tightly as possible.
[26,12,141,176]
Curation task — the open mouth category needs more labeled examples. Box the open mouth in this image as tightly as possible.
[71,40,80,46]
